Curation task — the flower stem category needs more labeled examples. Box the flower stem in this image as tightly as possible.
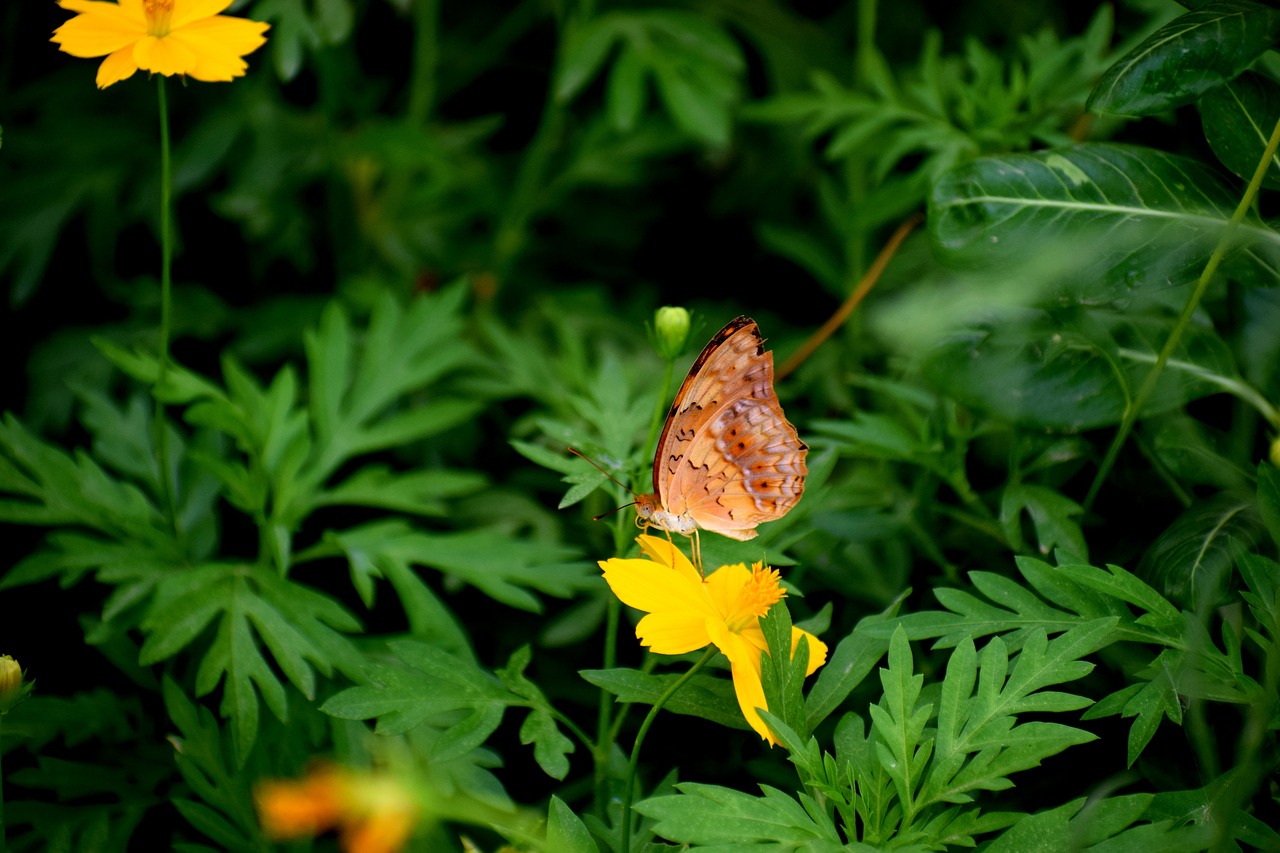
[619,647,716,853]
[154,76,179,542]
[1084,114,1280,510]
[0,712,6,853]
[642,359,676,467]
[407,0,438,125]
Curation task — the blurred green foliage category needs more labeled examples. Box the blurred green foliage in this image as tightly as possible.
[3,0,1280,850]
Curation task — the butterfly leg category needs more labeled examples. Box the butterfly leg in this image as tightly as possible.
[691,528,703,578]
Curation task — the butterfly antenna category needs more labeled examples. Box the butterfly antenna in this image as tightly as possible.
[568,447,641,522]
[567,447,636,494]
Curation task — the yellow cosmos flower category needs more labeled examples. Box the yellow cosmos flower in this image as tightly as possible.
[255,763,420,853]
[51,0,269,89]
[600,535,828,746]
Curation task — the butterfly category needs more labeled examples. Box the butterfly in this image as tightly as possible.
[634,316,808,568]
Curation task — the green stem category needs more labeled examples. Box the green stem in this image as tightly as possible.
[1084,115,1280,509]
[593,593,621,815]
[155,76,179,542]
[642,359,676,467]
[407,0,438,125]
[1,712,6,853]
[619,648,716,853]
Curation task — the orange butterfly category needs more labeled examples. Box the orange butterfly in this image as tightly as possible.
[635,316,808,568]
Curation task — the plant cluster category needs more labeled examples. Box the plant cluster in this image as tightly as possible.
[1,0,1279,851]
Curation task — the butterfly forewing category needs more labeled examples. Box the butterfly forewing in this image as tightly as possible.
[646,316,808,541]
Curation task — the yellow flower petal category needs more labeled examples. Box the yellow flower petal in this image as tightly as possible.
[636,535,701,583]
[169,16,269,81]
[178,15,269,53]
[599,557,713,618]
[133,32,198,75]
[706,620,775,745]
[703,562,751,614]
[51,6,144,58]
[58,0,144,25]
[96,45,140,87]
[792,627,828,676]
[171,0,235,29]
[634,611,713,655]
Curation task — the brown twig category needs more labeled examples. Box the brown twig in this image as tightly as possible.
[777,211,924,381]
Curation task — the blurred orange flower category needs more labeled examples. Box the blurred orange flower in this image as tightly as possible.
[255,763,420,853]
[51,0,269,89]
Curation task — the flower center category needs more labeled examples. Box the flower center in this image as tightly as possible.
[143,0,175,36]
[725,562,785,633]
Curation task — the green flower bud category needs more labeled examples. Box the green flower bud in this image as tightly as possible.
[0,654,26,713]
[651,306,692,362]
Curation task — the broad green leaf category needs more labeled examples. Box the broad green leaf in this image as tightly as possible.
[579,668,749,730]
[1088,0,1280,116]
[930,144,1279,301]
[1152,416,1253,492]
[1200,71,1280,190]
[919,307,1238,431]
[1136,494,1261,610]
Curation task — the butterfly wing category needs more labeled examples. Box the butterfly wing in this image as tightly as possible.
[655,317,807,539]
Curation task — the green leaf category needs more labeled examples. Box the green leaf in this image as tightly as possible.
[930,144,1279,301]
[1136,494,1261,610]
[919,307,1239,431]
[635,782,843,848]
[607,44,648,132]
[140,564,362,763]
[1000,483,1086,558]
[1088,0,1280,116]
[555,16,623,102]
[325,520,589,612]
[805,602,900,729]
[313,465,486,517]
[1257,461,1280,548]
[322,642,506,731]
[984,795,1214,852]
[760,600,811,741]
[162,677,262,847]
[546,796,598,853]
[1200,71,1280,190]
[519,708,574,780]
[1085,649,1184,767]
[1152,416,1253,492]
[579,668,749,730]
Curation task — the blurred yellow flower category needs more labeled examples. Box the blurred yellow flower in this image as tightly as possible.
[51,0,269,89]
[255,763,420,853]
[600,535,828,746]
